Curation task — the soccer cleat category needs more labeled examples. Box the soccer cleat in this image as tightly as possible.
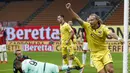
[65,69,71,73]
[0,61,3,63]
[80,67,84,73]
[71,66,82,70]
[3,61,8,64]
[79,64,85,73]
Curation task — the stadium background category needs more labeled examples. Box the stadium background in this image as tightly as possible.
[0,0,129,73]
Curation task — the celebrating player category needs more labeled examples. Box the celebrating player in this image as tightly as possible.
[66,3,122,73]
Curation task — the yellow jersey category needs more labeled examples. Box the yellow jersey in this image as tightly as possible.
[82,22,110,51]
[60,22,73,42]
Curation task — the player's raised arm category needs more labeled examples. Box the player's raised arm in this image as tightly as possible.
[66,3,84,25]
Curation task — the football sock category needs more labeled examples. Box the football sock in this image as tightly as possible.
[0,52,3,62]
[69,59,73,66]
[3,52,7,62]
[73,56,83,68]
[82,53,86,64]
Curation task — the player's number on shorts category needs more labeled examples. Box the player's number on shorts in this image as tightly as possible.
[29,60,37,66]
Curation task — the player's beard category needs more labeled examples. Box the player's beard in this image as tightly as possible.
[17,55,23,59]
[90,23,95,29]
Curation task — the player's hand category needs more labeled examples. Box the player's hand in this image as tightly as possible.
[118,39,124,44]
[66,3,71,9]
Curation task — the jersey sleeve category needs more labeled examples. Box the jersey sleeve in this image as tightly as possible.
[22,61,29,73]
[81,21,90,29]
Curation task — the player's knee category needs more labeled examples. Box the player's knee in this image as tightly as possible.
[63,55,67,59]
[108,68,114,73]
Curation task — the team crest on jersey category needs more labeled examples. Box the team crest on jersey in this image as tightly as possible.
[98,31,102,34]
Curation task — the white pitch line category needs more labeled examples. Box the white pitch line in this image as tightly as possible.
[0,69,12,71]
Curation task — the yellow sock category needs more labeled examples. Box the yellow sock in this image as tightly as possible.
[74,57,83,68]
[63,58,69,65]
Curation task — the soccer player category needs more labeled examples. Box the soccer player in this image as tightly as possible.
[68,21,85,73]
[66,3,122,73]
[67,21,77,66]
[57,15,84,72]
[0,24,7,63]
[15,59,81,73]
[2,27,8,63]
[13,50,30,73]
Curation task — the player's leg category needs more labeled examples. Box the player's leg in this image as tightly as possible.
[91,52,107,73]
[105,63,114,73]
[68,47,84,68]
[62,46,69,65]
[98,68,107,73]
[0,45,3,63]
[0,52,3,63]
[59,65,82,71]
[2,44,7,63]
[69,58,73,67]
[68,43,77,67]
[69,47,85,73]
[82,42,88,65]
[44,63,59,73]
[92,59,106,73]
[48,63,78,73]
[82,50,87,64]
[103,51,114,73]
[59,65,69,71]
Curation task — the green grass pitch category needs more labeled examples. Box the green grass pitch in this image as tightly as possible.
[0,52,129,73]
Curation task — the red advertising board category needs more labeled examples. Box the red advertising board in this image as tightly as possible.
[6,26,60,41]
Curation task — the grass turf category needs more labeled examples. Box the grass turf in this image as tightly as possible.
[0,52,129,73]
